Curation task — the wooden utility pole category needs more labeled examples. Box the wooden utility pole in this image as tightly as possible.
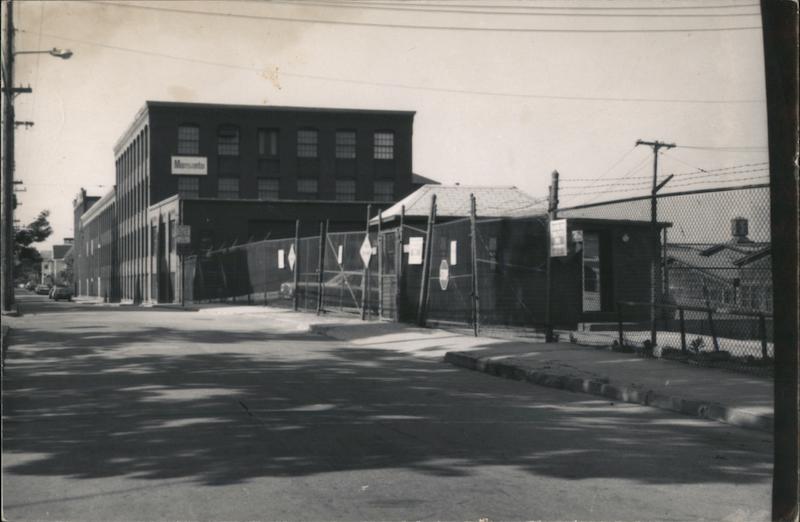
[635,139,675,350]
[544,170,559,342]
[2,0,16,312]
[469,194,480,337]
[760,1,799,519]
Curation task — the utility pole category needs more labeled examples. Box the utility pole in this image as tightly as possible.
[2,0,16,312]
[635,139,675,350]
[544,170,559,342]
[760,1,799,519]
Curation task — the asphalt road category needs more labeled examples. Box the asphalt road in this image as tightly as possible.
[2,293,772,521]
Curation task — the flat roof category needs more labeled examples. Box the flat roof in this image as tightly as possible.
[145,100,416,117]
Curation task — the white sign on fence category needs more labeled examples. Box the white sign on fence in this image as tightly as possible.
[337,245,343,265]
[360,236,372,266]
[450,240,457,265]
[408,237,424,265]
[549,219,568,257]
[278,249,285,269]
[439,259,450,291]
[287,244,296,271]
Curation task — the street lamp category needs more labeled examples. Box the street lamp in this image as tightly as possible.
[2,0,73,313]
[15,48,73,60]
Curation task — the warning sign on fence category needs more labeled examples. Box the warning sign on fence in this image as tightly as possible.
[439,259,450,291]
[287,244,296,271]
[360,236,372,266]
[549,219,568,257]
[408,237,423,265]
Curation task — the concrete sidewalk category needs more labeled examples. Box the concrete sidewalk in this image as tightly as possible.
[66,299,776,433]
[304,318,774,433]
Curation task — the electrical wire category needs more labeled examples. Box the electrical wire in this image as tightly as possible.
[74,1,763,33]
[18,29,766,105]
[250,0,762,18]
[251,0,761,12]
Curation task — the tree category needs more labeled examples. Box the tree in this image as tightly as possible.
[13,210,53,284]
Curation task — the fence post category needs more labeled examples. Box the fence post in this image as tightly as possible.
[218,254,228,303]
[417,195,437,327]
[378,211,384,320]
[759,313,768,360]
[395,205,405,322]
[702,285,720,352]
[316,221,326,315]
[293,220,300,312]
[616,302,624,347]
[545,171,559,342]
[264,240,269,306]
[361,205,372,321]
[679,307,687,353]
[470,193,480,337]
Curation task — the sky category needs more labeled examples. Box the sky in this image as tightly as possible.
[5,0,770,251]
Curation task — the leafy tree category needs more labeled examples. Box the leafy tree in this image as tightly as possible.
[13,210,53,284]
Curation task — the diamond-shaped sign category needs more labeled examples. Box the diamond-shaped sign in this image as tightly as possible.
[287,244,296,271]
[359,236,372,267]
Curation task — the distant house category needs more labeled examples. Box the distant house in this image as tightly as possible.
[40,239,74,285]
[665,218,771,313]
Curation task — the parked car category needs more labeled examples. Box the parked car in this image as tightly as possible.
[25,281,36,291]
[51,286,73,302]
[35,284,51,295]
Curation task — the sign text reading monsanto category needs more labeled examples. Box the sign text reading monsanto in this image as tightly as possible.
[171,156,208,175]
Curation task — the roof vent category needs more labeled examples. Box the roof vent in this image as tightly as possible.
[731,217,751,243]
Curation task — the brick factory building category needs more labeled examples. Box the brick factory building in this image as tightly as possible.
[74,101,417,304]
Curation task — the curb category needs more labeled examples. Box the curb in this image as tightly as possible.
[444,351,773,433]
[1,325,10,372]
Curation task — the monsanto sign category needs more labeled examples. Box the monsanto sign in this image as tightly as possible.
[439,259,450,291]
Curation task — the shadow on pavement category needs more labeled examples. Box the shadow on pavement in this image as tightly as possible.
[3,317,772,490]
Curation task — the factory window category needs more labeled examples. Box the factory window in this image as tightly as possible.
[373,181,394,202]
[373,131,394,160]
[335,131,356,159]
[217,125,240,156]
[258,178,280,200]
[258,129,279,157]
[335,180,356,201]
[177,125,200,155]
[297,129,318,158]
[297,178,318,199]
[218,177,240,199]
[178,177,200,198]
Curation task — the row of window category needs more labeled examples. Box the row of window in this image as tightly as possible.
[177,177,394,202]
[177,125,395,160]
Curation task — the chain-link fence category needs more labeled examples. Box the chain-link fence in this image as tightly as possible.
[182,184,773,375]
[560,184,772,375]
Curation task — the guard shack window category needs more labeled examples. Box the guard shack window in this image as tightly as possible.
[582,232,601,312]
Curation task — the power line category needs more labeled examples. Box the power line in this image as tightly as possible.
[255,0,761,12]
[73,1,762,33]
[252,0,762,17]
[673,144,768,151]
[19,29,766,105]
